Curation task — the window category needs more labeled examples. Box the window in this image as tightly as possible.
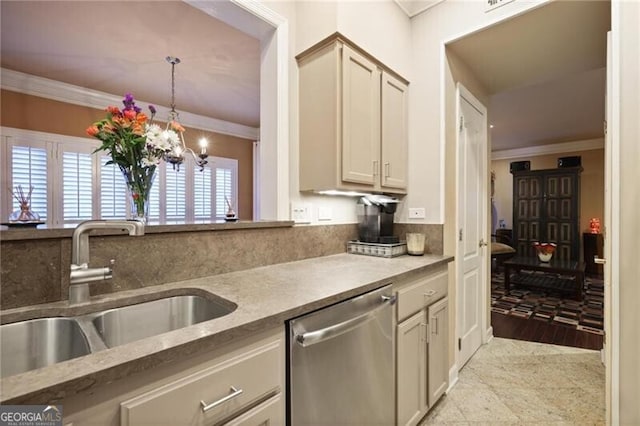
[62,151,93,223]
[1,127,240,226]
[214,159,238,219]
[194,167,212,220]
[165,166,186,223]
[9,143,48,222]
[100,158,128,220]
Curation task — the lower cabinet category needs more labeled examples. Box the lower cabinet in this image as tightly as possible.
[395,268,449,426]
[62,328,284,426]
[397,310,428,426]
[427,296,449,407]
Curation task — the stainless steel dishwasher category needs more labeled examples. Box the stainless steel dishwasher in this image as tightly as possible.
[287,284,395,426]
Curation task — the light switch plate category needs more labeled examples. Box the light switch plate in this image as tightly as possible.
[408,207,426,219]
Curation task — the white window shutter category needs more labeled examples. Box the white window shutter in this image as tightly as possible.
[100,157,128,220]
[62,151,93,224]
[213,157,238,220]
[10,145,48,222]
[194,167,212,220]
[165,167,186,223]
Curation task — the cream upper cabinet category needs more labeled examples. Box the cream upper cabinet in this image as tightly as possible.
[341,44,381,186]
[297,34,409,194]
[381,71,409,189]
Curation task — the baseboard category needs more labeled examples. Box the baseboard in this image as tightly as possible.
[485,326,494,343]
[446,364,459,393]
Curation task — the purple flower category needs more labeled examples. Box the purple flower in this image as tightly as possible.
[122,93,136,111]
[148,105,157,115]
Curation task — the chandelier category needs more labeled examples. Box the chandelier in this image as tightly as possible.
[164,56,208,171]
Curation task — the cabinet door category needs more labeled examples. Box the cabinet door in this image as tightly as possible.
[381,71,408,190]
[513,174,544,257]
[341,44,381,186]
[544,172,580,261]
[223,394,283,426]
[427,297,449,407]
[397,310,427,426]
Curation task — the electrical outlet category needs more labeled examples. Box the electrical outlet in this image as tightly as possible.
[318,206,332,221]
[291,202,311,223]
[408,208,426,219]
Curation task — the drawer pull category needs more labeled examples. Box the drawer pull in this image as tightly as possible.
[424,290,437,297]
[200,386,244,412]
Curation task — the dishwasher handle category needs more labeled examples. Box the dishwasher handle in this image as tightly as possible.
[295,294,396,347]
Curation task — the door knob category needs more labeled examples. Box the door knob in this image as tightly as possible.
[479,239,488,247]
[594,256,606,265]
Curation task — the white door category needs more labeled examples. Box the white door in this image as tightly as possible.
[456,83,488,368]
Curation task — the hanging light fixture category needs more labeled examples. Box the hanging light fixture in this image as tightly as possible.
[164,56,208,171]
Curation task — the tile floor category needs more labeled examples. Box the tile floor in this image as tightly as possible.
[421,337,605,425]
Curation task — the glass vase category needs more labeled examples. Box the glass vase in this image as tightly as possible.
[120,166,156,224]
[9,202,40,222]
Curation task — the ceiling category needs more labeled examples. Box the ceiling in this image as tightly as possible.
[1,1,610,151]
[447,0,610,151]
[0,1,261,128]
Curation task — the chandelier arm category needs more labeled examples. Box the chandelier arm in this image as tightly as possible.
[164,55,208,172]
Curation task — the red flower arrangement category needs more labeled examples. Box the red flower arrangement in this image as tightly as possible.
[532,242,556,262]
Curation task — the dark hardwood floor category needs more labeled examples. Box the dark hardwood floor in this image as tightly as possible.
[492,311,604,350]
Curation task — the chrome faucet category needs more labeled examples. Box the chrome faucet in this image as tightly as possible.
[69,220,145,304]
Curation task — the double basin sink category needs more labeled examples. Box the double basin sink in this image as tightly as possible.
[0,295,237,378]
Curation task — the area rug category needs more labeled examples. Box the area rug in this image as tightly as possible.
[491,272,604,335]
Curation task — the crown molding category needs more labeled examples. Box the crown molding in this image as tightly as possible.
[491,138,605,160]
[0,68,259,141]
[393,0,446,18]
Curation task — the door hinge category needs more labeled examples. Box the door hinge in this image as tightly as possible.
[604,119,607,135]
[458,338,462,351]
[459,228,463,242]
[459,116,464,132]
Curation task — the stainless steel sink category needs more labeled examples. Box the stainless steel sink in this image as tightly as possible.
[90,295,235,347]
[0,318,91,378]
[0,293,236,377]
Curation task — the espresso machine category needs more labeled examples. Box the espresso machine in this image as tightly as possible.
[356,195,399,244]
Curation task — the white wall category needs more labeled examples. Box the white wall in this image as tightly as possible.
[409,0,547,224]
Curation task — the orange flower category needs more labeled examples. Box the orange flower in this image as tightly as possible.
[106,106,120,115]
[136,112,148,125]
[86,125,100,137]
[123,109,137,120]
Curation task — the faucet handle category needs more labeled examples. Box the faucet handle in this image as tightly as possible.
[104,259,115,280]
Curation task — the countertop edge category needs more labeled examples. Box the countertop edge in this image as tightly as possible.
[0,220,295,241]
[0,253,453,404]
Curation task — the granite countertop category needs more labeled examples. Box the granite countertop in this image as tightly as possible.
[0,252,452,404]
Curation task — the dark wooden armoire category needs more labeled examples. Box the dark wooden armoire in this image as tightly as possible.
[511,167,582,261]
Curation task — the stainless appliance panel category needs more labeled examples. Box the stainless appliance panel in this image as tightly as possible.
[288,285,394,426]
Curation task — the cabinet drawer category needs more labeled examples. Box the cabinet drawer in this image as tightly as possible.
[121,339,282,426]
[396,270,447,322]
